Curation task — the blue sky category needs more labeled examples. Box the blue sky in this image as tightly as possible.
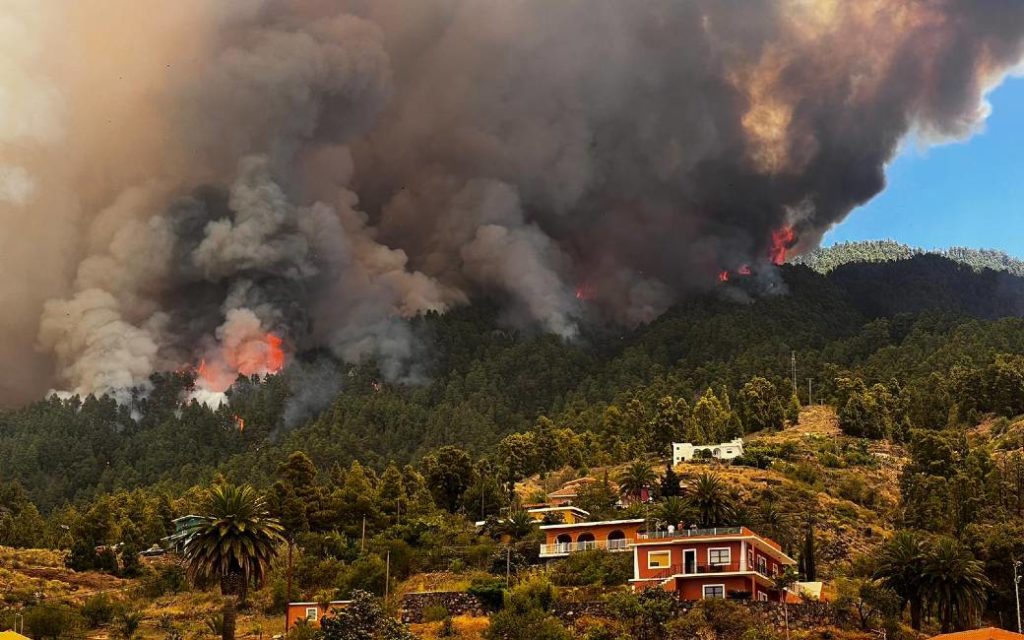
[824,76,1024,256]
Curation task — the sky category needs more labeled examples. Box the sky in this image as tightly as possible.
[824,76,1024,256]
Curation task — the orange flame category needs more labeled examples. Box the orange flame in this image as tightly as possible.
[233,415,245,432]
[769,226,796,265]
[738,264,752,276]
[194,332,286,393]
[575,283,595,301]
[718,270,730,282]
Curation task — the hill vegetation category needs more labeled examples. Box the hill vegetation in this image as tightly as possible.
[1,251,1024,639]
[794,240,1024,277]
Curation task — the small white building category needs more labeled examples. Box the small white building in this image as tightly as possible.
[672,438,744,465]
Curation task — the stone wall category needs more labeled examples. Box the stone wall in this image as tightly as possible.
[400,591,486,623]
[402,590,840,630]
[554,597,839,630]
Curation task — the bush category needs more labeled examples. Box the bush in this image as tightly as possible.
[286,619,317,640]
[548,550,632,587]
[468,578,506,612]
[422,605,450,623]
[25,603,83,640]
[81,593,117,628]
[667,599,758,640]
[141,563,187,598]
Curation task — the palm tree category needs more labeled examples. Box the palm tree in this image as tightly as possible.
[874,530,927,630]
[498,509,537,541]
[921,537,991,633]
[618,460,657,502]
[652,496,691,531]
[184,484,285,640]
[687,472,733,527]
[753,498,795,550]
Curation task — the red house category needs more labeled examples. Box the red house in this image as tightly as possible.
[630,526,796,602]
[285,600,350,629]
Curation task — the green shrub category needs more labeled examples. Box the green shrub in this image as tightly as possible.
[422,605,450,623]
[81,593,117,628]
[25,603,83,640]
[141,563,187,597]
[468,578,506,611]
[548,550,632,587]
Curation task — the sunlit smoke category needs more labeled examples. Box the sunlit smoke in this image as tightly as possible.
[1,0,1022,406]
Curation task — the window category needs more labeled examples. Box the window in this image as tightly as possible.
[772,562,779,576]
[703,584,726,599]
[757,556,767,574]
[648,550,672,569]
[758,591,768,602]
[305,607,319,621]
[708,547,731,566]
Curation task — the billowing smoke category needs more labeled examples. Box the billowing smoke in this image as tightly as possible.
[2,0,1023,404]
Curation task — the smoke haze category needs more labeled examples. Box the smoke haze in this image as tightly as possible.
[2,0,1024,404]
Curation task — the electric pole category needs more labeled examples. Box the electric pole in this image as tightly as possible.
[791,351,797,394]
[1014,560,1022,634]
[807,378,813,406]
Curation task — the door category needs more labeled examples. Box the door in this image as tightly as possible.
[683,549,697,574]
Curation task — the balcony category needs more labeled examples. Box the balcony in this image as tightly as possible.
[539,538,632,557]
[648,562,778,580]
[637,526,744,541]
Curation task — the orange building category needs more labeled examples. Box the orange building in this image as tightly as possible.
[630,526,796,602]
[539,518,646,558]
[285,600,350,629]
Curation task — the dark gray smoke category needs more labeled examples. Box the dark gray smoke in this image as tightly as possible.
[4,0,1024,403]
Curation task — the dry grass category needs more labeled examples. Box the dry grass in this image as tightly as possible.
[410,615,488,640]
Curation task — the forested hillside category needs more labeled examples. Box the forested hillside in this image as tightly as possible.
[3,255,1024,509]
[794,240,1024,277]
[2,252,1024,639]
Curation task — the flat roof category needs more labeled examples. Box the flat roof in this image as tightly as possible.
[539,518,646,530]
[288,601,351,606]
[527,506,590,515]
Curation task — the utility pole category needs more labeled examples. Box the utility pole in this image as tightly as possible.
[284,538,294,632]
[384,550,391,601]
[1014,560,1022,634]
[791,351,798,394]
[807,378,813,406]
[361,516,367,554]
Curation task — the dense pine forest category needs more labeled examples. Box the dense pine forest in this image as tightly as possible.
[3,253,1024,640]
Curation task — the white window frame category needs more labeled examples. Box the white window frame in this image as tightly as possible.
[707,547,731,566]
[647,550,672,569]
[758,591,769,602]
[305,607,319,621]
[702,584,726,599]
[772,562,779,576]
[757,555,767,574]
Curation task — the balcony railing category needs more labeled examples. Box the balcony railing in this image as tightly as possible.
[648,562,778,580]
[637,526,744,540]
[539,538,632,556]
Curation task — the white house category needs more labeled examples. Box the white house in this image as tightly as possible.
[672,438,744,465]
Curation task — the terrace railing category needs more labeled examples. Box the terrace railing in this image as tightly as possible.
[539,538,633,556]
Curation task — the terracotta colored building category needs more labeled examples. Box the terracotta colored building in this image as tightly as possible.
[539,518,646,558]
[285,600,350,629]
[630,526,796,602]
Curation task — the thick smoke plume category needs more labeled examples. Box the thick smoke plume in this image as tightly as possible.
[2,0,1023,404]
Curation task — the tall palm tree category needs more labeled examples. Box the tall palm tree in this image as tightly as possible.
[618,460,657,501]
[921,537,991,633]
[874,530,927,630]
[687,472,733,527]
[184,484,285,640]
[652,496,691,531]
